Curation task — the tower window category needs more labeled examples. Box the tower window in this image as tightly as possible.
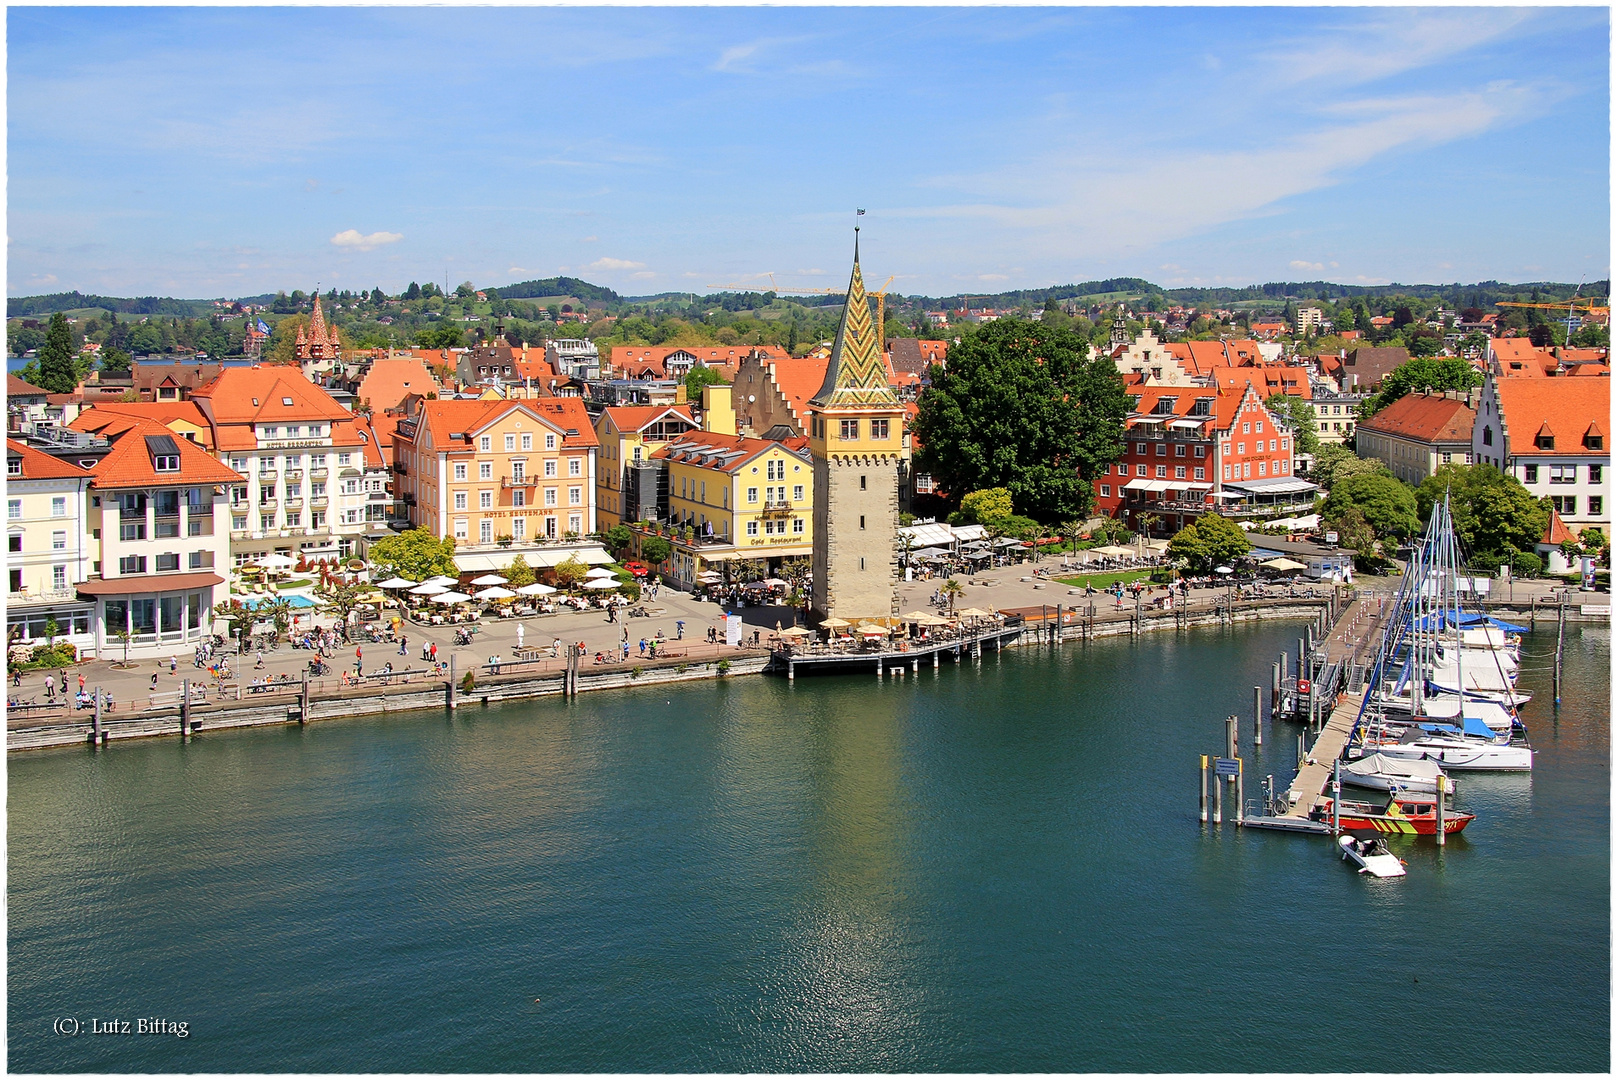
[860,475,867,490]
[840,419,859,440]
[860,515,866,530]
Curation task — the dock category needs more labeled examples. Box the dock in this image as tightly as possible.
[1280,590,1391,818]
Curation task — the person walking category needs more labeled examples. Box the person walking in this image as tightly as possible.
[638,637,647,657]
[78,673,86,695]
[12,668,21,687]
[429,642,438,664]
[676,620,685,640]
[399,634,408,657]
[44,674,55,700]
[169,655,178,676]
[516,624,525,651]
[256,649,265,670]
[149,671,158,692]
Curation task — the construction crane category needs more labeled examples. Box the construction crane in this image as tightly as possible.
[1495,297,1610,343]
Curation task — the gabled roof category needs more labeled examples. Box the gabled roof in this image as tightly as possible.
[69,401,217,449]
[1206,365,1313,400]
[608,344,789,379]
[1342,346,1411,386]
[7,374,50,398]
[1357,392,1476,444]
[767,356,832,426]
[1181,339,1266,376]
[599,404,695,435]
[352,357,441,413]
[190,365,352,425]
[1124,382,1260,436]
[5,438,95,481]
[407,397,599,450]
[652,429,810,474]
[1494,377,1610,457]
[87,420,243,489]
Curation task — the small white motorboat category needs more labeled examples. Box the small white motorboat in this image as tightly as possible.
[1339,834,1407,878]
[1342,753,1455,796]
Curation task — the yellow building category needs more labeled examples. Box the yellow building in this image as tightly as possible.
[650,430,814,588]
[593,403,697,525]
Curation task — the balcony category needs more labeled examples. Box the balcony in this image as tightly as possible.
[284,497,303,509]
[761,500,793,515]
[501,475,537,488]
[310,467,329,479]
[259,469,278,482]
[155,518,182,538]
[310,495,328,507]
[367,491,391,503]
[259,497,278,508]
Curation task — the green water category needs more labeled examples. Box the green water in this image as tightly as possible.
[8,622,1609,1072]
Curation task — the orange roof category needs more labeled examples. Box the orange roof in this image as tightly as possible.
[7,374,49,397]
[1492,338,1551,364]
[6,438,95,481]
[607,344,789,379]
[1494,377,1611,457]
[190,366,352,424]
[408,397,598,450]
[350,412,399,469]
[765,356,832,424]
[600,404,695,434]
[1206,365,1313,400]
[1357,392,1475,443]
[1126,382,1267,436]
[1542,509,1576,546]
[87,420,243,489]
[1182,339,1267,375]
[651,429,810,474]
[352,357,441,413]
[69,401,217,449]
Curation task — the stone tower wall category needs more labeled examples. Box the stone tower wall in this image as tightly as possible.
[812,452,900,622]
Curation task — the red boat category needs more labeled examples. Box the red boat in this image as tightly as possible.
[1311,793,1474,836]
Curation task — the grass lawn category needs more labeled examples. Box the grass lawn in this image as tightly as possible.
[1053,569,1161,591]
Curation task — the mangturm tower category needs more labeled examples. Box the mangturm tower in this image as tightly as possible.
[809,232,905,625]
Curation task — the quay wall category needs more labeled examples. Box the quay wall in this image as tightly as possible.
[8,654,773,753]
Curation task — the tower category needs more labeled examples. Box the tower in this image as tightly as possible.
[809,233,905,624]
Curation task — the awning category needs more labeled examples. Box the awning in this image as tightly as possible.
[77,572,224,596]
[1224,477,1319,495]
[1123,479,1172,492]
[898,522,957,548]
[452,546,613,573]
[1169,419,1208,429]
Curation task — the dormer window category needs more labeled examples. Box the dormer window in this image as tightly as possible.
[6,457,21,477]
[154,455,180,472]
[1585,424,1604,451]
[1534,424,1555,451]
[1190,398,1214,417]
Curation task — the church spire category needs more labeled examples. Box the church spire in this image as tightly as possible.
[812,231,895,408]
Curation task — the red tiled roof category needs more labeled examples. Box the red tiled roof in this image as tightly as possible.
[600,404,695,434]
[1495,378,1611,456]
[88,419,243,489]
[1206,365,1313,400]
[7,374,49,397]
[190,366,352,424]
[766,356,832,423]
[69,401,216,448]
[352,357,441,413]
[651,429,809,474]
[1542,509,1576,546]
[6,438,94,480]
[1357,392,1476,443]
[409,397,599,450]
[607,344,789,379]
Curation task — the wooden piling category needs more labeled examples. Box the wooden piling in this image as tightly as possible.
[1253,685,1263,745]
[180,679,190,738]
[91,687,102,747]
[1435,772,1446,846]
[447,655,458,709]
[1225,715,1237,784]
[1271,661,1282,712]
[1212,768,1222,824]
[1199,755,1209,823]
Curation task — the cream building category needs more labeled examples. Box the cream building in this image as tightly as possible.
[5,434,99,654]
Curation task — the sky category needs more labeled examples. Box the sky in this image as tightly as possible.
[6,6,1610,301]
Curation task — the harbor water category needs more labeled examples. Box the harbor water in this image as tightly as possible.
[9,620,1609,1071]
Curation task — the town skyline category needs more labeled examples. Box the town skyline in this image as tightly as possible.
[8,7,1610,299]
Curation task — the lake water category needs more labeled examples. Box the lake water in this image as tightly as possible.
[9,620,1608,1071]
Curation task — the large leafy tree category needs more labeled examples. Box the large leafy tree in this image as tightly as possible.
[36,312,79,393]
[368,528,458,583]
[1363,357,1481,417]
[1320,472,1420,540]
[314,579,367,642]
[1307,444,1359,488]
[1414,464,1548,561]
[914,319,1129,524]
[954,487,1013,527]
[1167,515,1251,573]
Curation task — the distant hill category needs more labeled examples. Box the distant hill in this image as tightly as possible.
[7,291,216,319]
[495,276,620,304]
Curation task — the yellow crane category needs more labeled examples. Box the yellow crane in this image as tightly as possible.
[1495,299,1609,321]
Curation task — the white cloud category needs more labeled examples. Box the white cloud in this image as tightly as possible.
[330,229,403,252]
[1263,11,1531,89]
[29,273,58,286]
[978,273,1009,281]
[581,235,598,243]
[588,257,645,271]
[508,266,530,275]
[630,271,656,280]
[1290,260,1325,272]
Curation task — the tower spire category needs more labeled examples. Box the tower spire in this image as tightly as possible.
[811,227,893,409]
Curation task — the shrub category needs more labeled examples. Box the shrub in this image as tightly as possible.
[1511,550,1544,578]
[716,659,731,675]
[460,671,475,694]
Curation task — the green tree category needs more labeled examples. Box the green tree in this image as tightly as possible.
[368,528,458,583]
[35,313,79,393]
[1414,464,1548,560]
[1321,472,1420,540]
[914,318,1129,524]
[99,345,132,375]
[553,555,588,589]
[941,578,964,613]
[1307,443,1358,488]
[1364,357,1481,416]
[602,524,635,558]
[1322,505,1389,572]
[504,554,536,588]
[781,556,812,610]
[639,535,672,567]
[954,487,1014,527]
[1265,393,1320,456]
[1198,514,1251,569]
[1166,521,1208,570]
[683,365,727,401]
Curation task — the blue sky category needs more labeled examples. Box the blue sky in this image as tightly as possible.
[7,7,1610,300]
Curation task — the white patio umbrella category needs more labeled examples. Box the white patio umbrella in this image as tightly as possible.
[1214,566,1235,574]
[516,582,556,596]
[423,575,460,587]
[430,591,473,604]
[470,574,508,586]
[410,582,450,595]
[583,578,622,590]
[258,553,296,569]
[584,567,617,580]
[475,586,517,599]
[375,576,418,589]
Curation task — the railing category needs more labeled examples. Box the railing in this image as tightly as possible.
[310,495,328,507]
[366,492,390,502]
[761,500,793,513]
[7,587,81,604]
[285,470,303,482]
[259,469,278,482]
[284,497,303,509]
[501,476,536,488]
[310,467,329,479]
[260,497,278,508]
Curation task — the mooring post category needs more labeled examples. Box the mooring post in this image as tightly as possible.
[1212,767,1222,824]
[1330,759,1341,835]
[1435,772,1446,846]
[1297,733,1305,770]
[1225,715,1237,784]
[1235,759,1245,826]
[92,686,103,747]
[1199,755,1209,823]
[1271,661,1282,712]
[1253,685,1263,746]
[877,658,883,679]
[1055,604,1063,646]
[180,679,190,738]
[448,655,458,710]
